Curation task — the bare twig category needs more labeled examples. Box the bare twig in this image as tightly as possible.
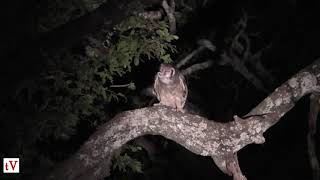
[110,82,134,89]
[138,10,163,20]
[176,39,216,68]
[220,52,268,93]
[176,46,205,68]
[110,84,130,88]
[181,60,214,76]
[198,39,216,52]
[181,0,193,11]
[247,44,275,85]
[162,0,176,34]
[202,0,208,7]
[221,13,275,93]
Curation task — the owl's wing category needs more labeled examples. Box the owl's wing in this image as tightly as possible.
[179,74,188,107]
[153,74,161,101]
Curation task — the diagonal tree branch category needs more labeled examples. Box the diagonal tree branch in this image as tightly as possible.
[221,52,269,93]
[45,58,320,180]
[176,39,216,69]
[181,60,214,76]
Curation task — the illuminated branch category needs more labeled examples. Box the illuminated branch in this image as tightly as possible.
[46,59,320,180]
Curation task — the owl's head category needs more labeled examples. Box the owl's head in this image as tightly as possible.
[158,64,175,84]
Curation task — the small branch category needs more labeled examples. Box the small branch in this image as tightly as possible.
[162,0,176,34]
[176,46,205,68]
[223,12,274,92]
[169,0,175,10]
[226,154,247,180]
[181,60,214,76]
[176,39,216,68]
[181,0,193,11]
[110,82,135,89]
[247,44,275,86]
[220,53,268,93]
[138,10,163,20]
[308,93,320,180]
[229,13,248,57]
[202,0,208,7]
[198,39,216,52]
[110,84,130,88]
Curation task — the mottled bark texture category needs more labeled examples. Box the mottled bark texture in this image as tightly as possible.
[47,59,320,180]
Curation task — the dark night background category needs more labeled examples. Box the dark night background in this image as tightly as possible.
[0,0,319,179]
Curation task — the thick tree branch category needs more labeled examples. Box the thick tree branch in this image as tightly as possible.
[46,59,320,180]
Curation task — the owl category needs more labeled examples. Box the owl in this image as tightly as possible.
[153,64,188,112]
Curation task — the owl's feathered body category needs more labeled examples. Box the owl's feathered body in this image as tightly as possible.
[153,64,188,111]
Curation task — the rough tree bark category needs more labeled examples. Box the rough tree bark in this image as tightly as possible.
[46,58,320,180]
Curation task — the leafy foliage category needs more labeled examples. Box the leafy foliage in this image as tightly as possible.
[106,16,178,77]
[112,145,143,173]
[14,16,178,142]
[113,154,143,173]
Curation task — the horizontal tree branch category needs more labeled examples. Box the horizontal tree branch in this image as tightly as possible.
[46,58,320,180]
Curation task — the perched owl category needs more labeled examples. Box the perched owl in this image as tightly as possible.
[153,64,188,111]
